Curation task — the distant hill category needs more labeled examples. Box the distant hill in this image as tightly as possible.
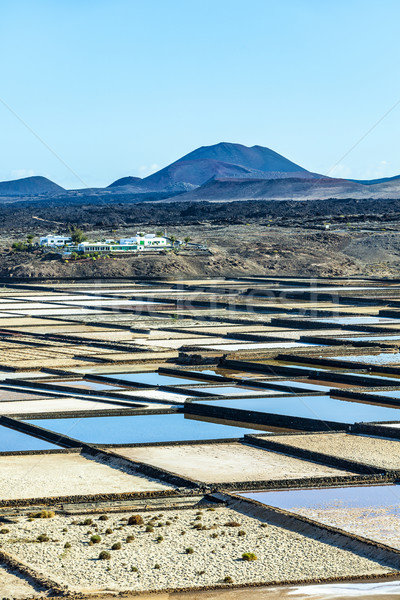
[349,174,400,185]
[0,176,64,196]
[173,176,400,202]
[107,176,142,188]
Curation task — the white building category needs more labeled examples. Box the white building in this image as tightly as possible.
[40,235,72,247]
[120,233,174,250]
[76,233,179,254]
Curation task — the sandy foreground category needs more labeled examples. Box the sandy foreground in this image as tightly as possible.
[0,507,395,593]
[265,433,400,470]
[114,442,356,483]
[0,452,173,500]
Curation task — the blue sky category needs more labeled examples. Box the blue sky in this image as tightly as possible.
[0,0,399,188]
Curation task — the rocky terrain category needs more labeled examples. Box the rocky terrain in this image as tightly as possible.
[0,507,394,593]
[1,223,400,280]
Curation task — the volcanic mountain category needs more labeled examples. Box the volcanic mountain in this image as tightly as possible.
[135,142,316,191]
[0,176,64,196]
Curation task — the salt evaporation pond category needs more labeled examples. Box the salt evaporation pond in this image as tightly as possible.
[48,379,124,392]
[240,484,400,550]
[0,424,59,452]
[107,372,208,386]
[26,413,264,444]
[269,381,332,392]
[332,353,400,365]
[186,385,278,396]
[194,395,400,424]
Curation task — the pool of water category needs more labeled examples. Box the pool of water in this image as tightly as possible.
[107,372,207,386]
[190,369,264,378]
[341,336,400,342]
[25,413,264,444]
[269,380,332,392]
[314,317,399,325]
[0,425,60,452]
[240,484,400,551]
[366,390,400,399]
[186,386,278,396]
[240,484,400,510]
[47,379,124,392]
[195,395,400,424]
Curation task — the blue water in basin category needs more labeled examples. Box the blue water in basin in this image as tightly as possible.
[107,372,207,386]
[25,413,264,444]
[186,386,274,396]
[195,395,400,424]
[0,425,59,452]
[240,484,400,510]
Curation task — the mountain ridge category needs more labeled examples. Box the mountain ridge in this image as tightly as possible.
[2,142,400,202]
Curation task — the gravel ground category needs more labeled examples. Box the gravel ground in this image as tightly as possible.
[265,433,400,470]
[115,442,356,483]
[0,507,394,593]
[0,562,47,598]
[332,353,400,365]
[0,453,173,500]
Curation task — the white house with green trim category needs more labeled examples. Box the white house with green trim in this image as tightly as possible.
[77,232,179,254]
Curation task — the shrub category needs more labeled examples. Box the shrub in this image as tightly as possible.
[99,515,109,521]
[156,535,164,543]
[185,547,194,554]
[131,566,138,572]
[12,242,29,252]
[126,535,135,543]
[99,551,111,560]
[0,528,10,534]
[105,529,113,535]
[29,510,55,519]
[242,552,257,561]
[225,521,240,527]
[37,534,49,542]
[224,576,233,583]
[111,542,121,550]
[82,518,93,526]
[90,535,101,544]
[238,530,246,537]
[128,514,143,525]
[154,564,160,569]
[207,507,216,511]
[64,542,71,549]
[145,525,154,532]
[211,533,218,539]
[165,520,171,526]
